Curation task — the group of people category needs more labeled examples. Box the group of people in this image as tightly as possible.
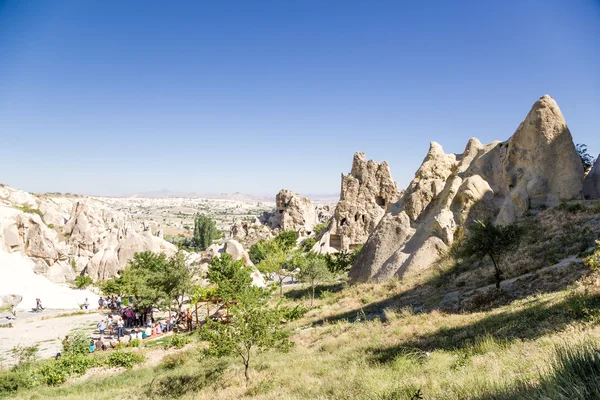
[97,296,122,310]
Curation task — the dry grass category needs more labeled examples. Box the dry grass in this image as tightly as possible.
[6,206,600,400]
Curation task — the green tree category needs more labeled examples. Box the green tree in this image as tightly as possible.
[256,244,297,297]
[192,214,220,251]
[576,143,595,171]
[199,289,291,386]
[454,219,522,289]
[206,253,254,302]
[102,251,197,312]
[274,230,297,250]
[297,255,331,306]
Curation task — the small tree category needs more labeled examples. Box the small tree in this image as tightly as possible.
[192,214,220,251]
[257,245,296,297]
[274,230,297,250]
[454,219,522,289]
[576,143,595,172]
[206,253,253,303]
[297,255,331,306]
[200,289,290,386]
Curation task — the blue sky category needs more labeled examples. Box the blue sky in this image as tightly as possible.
[1,1,599,197]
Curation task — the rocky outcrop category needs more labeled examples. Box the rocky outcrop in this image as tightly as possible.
[269,189,319,234]
[0,185,177,283]
[350,95,584,283]
[231,190,332,247]
[584,155,600,199]
[314,152,401,254]
[230,218,275,248]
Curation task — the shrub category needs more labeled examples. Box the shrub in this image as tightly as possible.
[0,368,35,395]
[279,304,308,321]
[106,351,145,369]
[557,202,585,213]
[16,205,45,222]
[11,344,38,366]
[159,352,188,370]
[128,338,141,348]
[74,275,93,289]
[164,333,190,349]
[62,330,90,356]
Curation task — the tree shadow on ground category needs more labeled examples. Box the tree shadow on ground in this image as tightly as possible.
[284,282,345,300]
[367,291,600,365]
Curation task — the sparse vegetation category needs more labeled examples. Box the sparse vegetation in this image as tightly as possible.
[73,275,93,289]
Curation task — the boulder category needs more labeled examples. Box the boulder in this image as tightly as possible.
[0,294,22,308]
[350,95,584,283]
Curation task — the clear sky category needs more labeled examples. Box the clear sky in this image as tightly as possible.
[1,1,599,197]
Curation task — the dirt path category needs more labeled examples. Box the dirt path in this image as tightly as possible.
[0,309,104,366]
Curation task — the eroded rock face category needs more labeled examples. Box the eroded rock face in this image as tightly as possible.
[0,186,177,283]
[269,189,318,234]
[584,155,600,199]
[350,95,584,283]
[314,152,401,253]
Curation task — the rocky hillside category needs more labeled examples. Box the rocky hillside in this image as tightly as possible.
[350,94,593,283]
[0,185,176,283]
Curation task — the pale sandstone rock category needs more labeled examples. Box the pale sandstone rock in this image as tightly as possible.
[314,152,401,253]
[350,95,584,283]
[269,189,319,233]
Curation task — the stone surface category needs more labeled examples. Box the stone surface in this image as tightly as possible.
[314,152,401,254]
[350,95,584,283]
[269,189,319,234]
[584,155,600,199]
[0,186,177,283]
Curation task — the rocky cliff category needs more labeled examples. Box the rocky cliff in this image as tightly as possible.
[350,95,585,283]
[314,152,401,254]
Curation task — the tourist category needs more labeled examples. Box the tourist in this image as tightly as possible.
[36,298,44,311]
[186,308,193,332]
[11,305,17,319]
[98,297,104,309]
[97,319,106,335]
[83,298,90,310]
[89,339,95,353]
[143,325,152,339]
[116,296,122,309]
[117,317,124,339]
[95,337,107,351]
[135,310,140,327]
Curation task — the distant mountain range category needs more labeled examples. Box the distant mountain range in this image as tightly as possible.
[125,189,339,203]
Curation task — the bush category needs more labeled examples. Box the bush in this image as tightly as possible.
[0,368,35,395]
[106,350,145,369]
[128,338,141,348]
[62,330,90,356]
[159,352,188,370]
[557,202,586,213]
[74,275,93,289]
[279,304,308,321]
[164,333,190,349]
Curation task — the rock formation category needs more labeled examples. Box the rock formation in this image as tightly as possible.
[584,155,600,199]
[268,189,319,234]
[0,185,177,283]
[314,152,401,254]
[231,189,332,247]
[350,95,584,283]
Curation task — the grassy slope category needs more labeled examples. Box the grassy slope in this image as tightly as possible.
[10,205,600,400]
